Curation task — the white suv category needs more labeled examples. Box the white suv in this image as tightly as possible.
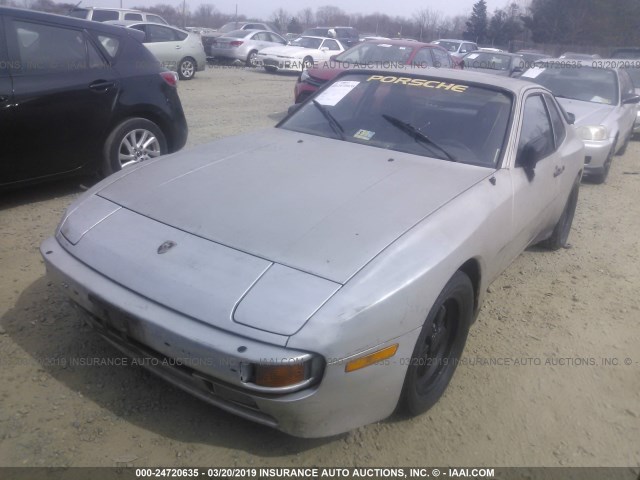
[69,7,168,25]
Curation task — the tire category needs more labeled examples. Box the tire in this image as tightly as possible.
[591,145,615,184]
[616,131,631,156]
[178,57,196,80]
[264,66,277,73]
[399,271,474,416]
[302,56,313,70]
[542,178,580,250]
[246,50,258,67]
[101,118,167,177]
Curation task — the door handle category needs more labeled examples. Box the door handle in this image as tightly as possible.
[88,80,115,92]
[175,45,182,49]
[553,165,565,177]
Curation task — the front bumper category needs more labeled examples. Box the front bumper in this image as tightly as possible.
[260,56,303,72]
[582,138,614,175]
[41,236,415,437]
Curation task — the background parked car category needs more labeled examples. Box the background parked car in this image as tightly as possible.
[0,7,188,190]
[432,38,478,59]
[301,26,359,48]
[69,7,168,25]
[209,29,287,66]
[521,60,639,183]
[462,51,526,77]
[620,65,640,134]
[294,39,457,103]
[259,35,345,73]
[113,22,206,80]
[201,21,277,55]
[559,52,602,60]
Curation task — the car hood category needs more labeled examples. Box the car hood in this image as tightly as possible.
[261,45,315,57]
[556,98,615,127]
[307,66,343,82]
[97,129,492,284]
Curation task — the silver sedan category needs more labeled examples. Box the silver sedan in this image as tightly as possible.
[521,60,639,183]
[41,68,584,438]
[124,22,207,80]
[209,29,288,66]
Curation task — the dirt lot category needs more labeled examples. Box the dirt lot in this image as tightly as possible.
[0,66,639,469]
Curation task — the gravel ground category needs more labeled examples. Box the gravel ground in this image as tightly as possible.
[0,66,639,469]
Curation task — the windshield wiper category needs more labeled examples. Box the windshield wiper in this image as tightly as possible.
[382,114,457,162]
[312,100,345,140]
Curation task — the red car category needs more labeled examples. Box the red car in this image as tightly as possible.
[294,39,460,103]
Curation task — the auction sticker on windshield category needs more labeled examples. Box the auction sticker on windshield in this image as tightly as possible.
[315,81,360,106]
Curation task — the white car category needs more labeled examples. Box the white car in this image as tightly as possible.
[41,68,584,438]
[258,36,345,72]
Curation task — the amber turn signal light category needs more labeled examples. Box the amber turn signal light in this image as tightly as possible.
[345,344,399,372]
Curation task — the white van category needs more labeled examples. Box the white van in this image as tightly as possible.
[69,7,168,25]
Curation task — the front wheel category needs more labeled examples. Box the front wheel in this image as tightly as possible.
[542,178,580,250]
[399,271,474,416]
[178,57,196,80]
[101,118,167,177]
[246,50,258,67]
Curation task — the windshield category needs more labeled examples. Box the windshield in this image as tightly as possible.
[291,37,323,49]
[280,73,512,167]
[521,65,619,105]
[464,52,513,71]
[219,22,242,33]
[433,41,460,52]
[335,43,414,65]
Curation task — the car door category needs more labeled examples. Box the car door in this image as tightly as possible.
[141,24,184,70]
[509,93,566,254]
[2,16,119,185]
[0,15,17,183]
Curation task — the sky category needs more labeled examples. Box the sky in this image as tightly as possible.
[75,0,514,22]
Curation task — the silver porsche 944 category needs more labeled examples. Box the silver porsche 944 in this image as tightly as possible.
[41,68,584,437]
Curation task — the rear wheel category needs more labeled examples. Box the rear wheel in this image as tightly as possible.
[101,118,167,177]
[246,50,259,67]
[542,178,580,250]
[302,56,313,70]
[399,271,473,416]
[178,57,196,80]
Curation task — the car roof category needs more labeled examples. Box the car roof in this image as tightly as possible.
[0,6,147,37]
[361,38,437,48]
[333,66,547,95]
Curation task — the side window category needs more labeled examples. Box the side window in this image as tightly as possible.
[253,32,269,42]
[91,10,119,22]
[147,25,177,43]
[543,94,566,148]
[124,13,143,21]
[268,33,286,44]
[146,15,167,25]
[412,48,434,67]
[432,48,451,68]
[323,39,340,51]
[13,21,92,74]
[175,30,188,41]
[518,95,555,163]
[97,34,120,58]
[619,70,634,98]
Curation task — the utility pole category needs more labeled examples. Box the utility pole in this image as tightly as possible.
[182,0,186,28]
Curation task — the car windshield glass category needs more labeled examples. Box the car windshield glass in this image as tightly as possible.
[433,41,460,52]
[335,43,414,65]
[521,65,619,105]
[623,66,640,87]
[280,73,512,167]
[219,23,241,33]
[464,52,512,71]
[225,30,250,39]
[291,37,322,49]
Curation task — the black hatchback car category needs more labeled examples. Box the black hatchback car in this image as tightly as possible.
[0,7,188,190]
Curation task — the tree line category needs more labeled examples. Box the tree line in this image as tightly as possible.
[3,0,639,49]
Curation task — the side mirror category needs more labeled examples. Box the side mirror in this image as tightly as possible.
[287,103,302,115]
[565,112,576,125]
[516,138,546,181]
[320,47,329,52]
[329,55,337,61]
[622,94,640,105]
